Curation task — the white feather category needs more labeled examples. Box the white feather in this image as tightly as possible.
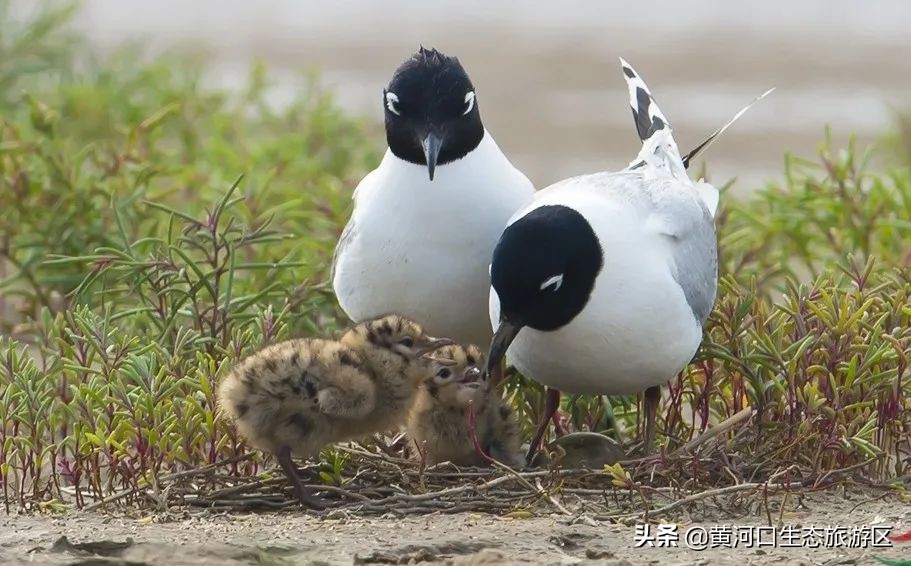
[385,92,400,115]
[463,91,476,115]
[539,274,564,292]
[335,131,534,346]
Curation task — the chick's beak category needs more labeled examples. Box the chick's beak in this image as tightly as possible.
[462,367,482,383]
[486,319,523,384]
[416,336,454,357]
[422,131,443,181]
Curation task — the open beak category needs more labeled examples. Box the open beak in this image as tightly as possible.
[462,367,482,383]
[422,132,443,181]
[416,336,454,357]
[485,319,523,384]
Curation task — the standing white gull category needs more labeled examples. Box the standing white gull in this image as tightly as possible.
[486,59,772,462]
[332,47,534,347]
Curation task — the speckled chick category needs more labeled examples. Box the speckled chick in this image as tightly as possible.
[407,344,522,468]
[218,315,452,507]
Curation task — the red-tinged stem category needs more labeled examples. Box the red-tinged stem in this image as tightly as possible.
[467,400,494,465]
[552,410,569,436]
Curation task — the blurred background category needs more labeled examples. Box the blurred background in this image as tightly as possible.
[68,0,911,191]
[2,1,910,521]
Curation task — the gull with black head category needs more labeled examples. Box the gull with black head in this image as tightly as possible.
[486,59,772,462]
[332,47,534,347]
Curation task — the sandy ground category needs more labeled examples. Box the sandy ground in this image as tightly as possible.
[2,492,909,565]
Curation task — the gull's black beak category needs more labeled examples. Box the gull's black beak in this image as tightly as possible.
[486,318,523,385]
[422,132,443,181]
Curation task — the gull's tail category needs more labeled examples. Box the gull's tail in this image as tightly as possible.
[620,58,774,217]
[620,57,686,178]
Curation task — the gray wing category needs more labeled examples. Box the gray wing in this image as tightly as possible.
[671,217,717,324]
[650,199,718,325]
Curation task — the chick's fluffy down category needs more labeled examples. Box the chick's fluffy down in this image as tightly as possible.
[218,338,377,457]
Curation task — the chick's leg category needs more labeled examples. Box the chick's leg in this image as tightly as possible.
[643,385,661,456]
[276,445,327,509]
[525,387,561,465]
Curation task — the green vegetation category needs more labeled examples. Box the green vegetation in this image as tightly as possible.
[1,3,909,510]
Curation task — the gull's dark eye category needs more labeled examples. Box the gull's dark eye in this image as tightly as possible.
[398,336,414,348]
[436,368,452,378]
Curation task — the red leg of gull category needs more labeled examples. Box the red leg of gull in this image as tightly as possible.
[525,387,561,465]
[643,385,661,456]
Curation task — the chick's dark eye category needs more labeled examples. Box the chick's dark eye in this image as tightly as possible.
[398,336,414,348]
[436,368,452,378]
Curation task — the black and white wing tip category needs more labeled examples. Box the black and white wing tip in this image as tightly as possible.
[619,57,685,174]
[619,57,672,144]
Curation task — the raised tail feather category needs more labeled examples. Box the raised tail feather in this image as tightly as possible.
[682,87,775,169]
[682,87,772,218]
[679,87,773,217]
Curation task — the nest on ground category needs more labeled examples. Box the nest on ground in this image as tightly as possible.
[76,409,909,523]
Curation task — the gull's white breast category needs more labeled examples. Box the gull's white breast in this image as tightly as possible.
[334,132,534,346]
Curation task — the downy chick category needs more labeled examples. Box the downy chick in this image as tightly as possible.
[218,315,451,507]
[407,344,522,468]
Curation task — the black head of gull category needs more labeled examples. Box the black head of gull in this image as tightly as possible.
[383,47,484,180]
[487,204,604,374]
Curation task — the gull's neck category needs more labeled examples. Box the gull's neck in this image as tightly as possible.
[379,130,508,182]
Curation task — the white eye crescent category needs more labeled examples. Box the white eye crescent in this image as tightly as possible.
[463,91,476,115]
[540,274,564,292]
[385,92,401,116]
